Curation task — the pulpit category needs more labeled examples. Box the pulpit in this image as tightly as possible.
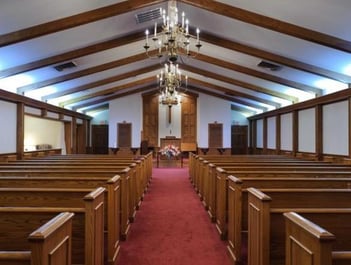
[160,136,181,149]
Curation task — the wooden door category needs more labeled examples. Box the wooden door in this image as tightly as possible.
[231,125,248,154]
[117,122,132,148]
[208,123,223,148]
[92,125,108,154]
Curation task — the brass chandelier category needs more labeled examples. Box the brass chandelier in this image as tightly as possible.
[157,61,188,106]
[143,0,201,62]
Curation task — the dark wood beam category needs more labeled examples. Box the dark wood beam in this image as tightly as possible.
[180,64,298,102]
[72,85,156,110]
[187,85,268,111]
[0,0,164,47]
[182,0,351,54]
[18,57,159,94]
[188,77,281,108]
[231,104,257,116]
[199,31,350,83]
[60,77,155,107]
[42,62,159,101]
[0,30,146,78]
[193,53,322,95]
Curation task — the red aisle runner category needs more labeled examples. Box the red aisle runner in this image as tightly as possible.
[117,167,232,265]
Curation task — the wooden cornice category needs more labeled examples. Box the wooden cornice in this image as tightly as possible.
[248,88,351,120]
[0,89,91,120]
[194,53,322,96]
[60,77,155,107]
[188,77,281,108]
[0,0,163,47]
[180,64,298,102]
[182,0,351,54]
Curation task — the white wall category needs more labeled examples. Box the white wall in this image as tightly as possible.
[280,113,293,151]
[256,119,263,148]
[323,101,348,155]
[267,116,276,149]
[24,115,65,151]
[298,108,316,153]
[0,100,17,153]
[109,93,142,148]
[231,110,249,125]
[91,110,109,125]
[197,93,232,148]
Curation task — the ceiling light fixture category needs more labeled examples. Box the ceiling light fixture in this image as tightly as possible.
[143,0,201,62]
[157,61,187,106]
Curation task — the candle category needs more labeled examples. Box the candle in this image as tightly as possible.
[154,22,157,37]
[185,19,189,34]
[196,28,200,42]
[145,29,149,45]
[182,12,185,28]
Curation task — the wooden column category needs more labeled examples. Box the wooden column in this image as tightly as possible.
[315,104,323,161]
[16,103,24,160]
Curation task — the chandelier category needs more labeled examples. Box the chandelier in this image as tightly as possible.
[157,61,187,106]
[143,0,201,62]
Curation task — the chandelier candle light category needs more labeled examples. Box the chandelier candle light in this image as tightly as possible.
[157,61,188,106]
[144,0,201,62]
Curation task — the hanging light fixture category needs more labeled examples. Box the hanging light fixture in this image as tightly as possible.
[157,61,188,106]
[143,0,201,62]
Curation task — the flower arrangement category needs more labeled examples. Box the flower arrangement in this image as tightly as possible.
[160,144,181,158]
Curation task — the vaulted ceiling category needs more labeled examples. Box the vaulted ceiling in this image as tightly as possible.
[1,0,351,117]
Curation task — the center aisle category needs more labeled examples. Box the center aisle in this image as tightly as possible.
[117,167,232,265]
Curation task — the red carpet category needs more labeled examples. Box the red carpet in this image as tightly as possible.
[117,167,232,265]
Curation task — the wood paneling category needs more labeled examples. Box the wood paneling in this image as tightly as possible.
[181,94,197,144]
[142,93,159,148]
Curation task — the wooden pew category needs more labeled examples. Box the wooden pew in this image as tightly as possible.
[247,187,351,265]
[0,211,73,265]
[0,175,121,265]
[227,176,351,263]
[0,186,104,265]
[284,212,351,265]
[0,168,132,241]
[214,168,351,241]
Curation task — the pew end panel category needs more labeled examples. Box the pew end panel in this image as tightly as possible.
[284,212,335,265]
[29,212,74,265]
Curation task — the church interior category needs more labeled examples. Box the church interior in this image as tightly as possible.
[1,1,351,265]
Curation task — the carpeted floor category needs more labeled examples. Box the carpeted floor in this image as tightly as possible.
[117,167,232,265]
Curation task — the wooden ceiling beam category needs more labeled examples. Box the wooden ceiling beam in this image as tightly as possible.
[187,85,267,112]
[199,31,350,83]
[60,76,155,107]
[0,30,146,78]
[188,77,281,108]
[72,85,156,110]
[180,64,298,102]
[182,0,351,54]
[0,0,163,47]
[194,53,322,96]
[18,55,159,94]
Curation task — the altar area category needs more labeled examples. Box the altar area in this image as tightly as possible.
[156,137,197,168]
